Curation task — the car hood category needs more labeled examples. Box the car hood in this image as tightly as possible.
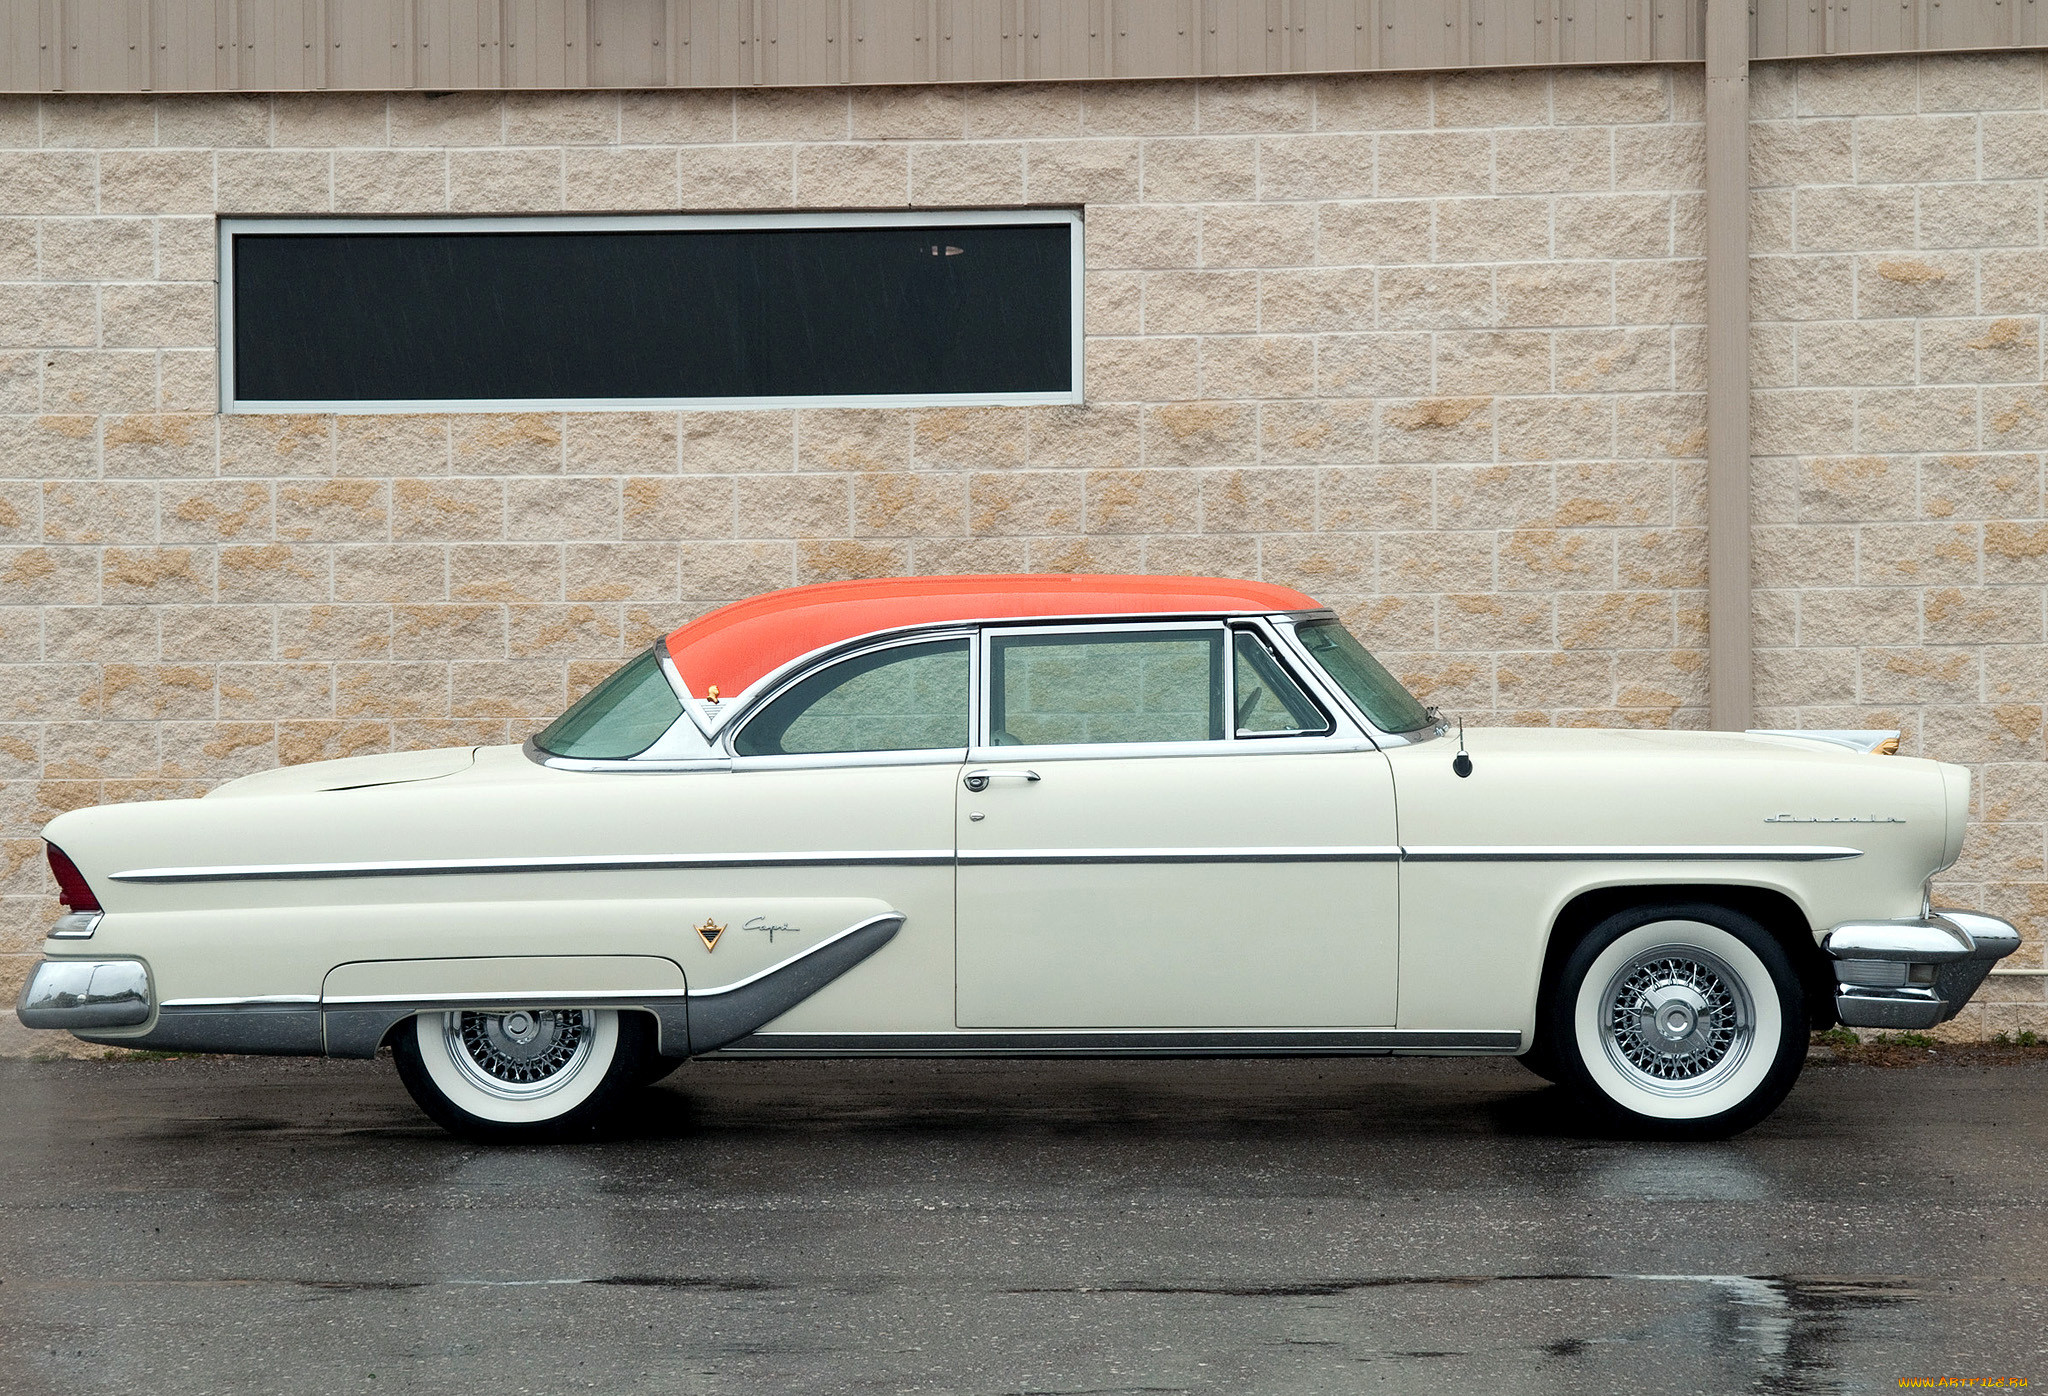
[205,746,480,799]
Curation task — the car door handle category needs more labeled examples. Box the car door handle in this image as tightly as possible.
[963,769,1040,793]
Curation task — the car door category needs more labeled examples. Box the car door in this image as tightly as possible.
[710,631,973,1033]
[954,621,1401,1030]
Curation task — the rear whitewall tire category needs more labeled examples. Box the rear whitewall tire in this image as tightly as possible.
[393,1007,651,1141]
[1550,906,1809,1139]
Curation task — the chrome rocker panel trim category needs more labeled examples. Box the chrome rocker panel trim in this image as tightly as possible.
[61,912,908,1061]
[1825,907,2021,1030]
[705,1029,1522,1057]
[109,844,1862,884]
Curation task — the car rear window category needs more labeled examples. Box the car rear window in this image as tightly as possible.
[533,648,684,760]
[1293,620,1433,735]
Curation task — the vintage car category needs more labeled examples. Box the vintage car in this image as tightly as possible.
[19,574,2019,1140]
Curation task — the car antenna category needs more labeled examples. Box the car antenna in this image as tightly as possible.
[1453,718,1473,779]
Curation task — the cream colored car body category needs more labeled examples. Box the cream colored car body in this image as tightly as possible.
[22,612,1985,1062]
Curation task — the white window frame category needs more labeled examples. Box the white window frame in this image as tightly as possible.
[217,209,1085,415]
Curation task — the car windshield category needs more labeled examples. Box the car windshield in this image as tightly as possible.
[1293,620,1433,735]
[533,647,684,759]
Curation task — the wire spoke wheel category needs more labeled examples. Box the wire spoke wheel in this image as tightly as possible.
[446,1008,594,1099]
[1598,947,1753,1096]
[394,1005,647,1138]
[1554,907,1807,1136]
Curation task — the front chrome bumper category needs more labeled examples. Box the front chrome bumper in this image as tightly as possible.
[1824,908,2021,1030]
[16,958,152,1030]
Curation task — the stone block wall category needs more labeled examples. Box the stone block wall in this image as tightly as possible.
[0,55,2040,1038]
[1746,52,2048,1034]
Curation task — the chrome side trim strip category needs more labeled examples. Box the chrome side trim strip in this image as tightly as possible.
[686,913,906,999]
[110,850,955,883]
[319,988,691,1007]
[110,844,1862,884]
[161,993,321,1008]
[960,846,1403,866]
[685,913,906,1053]
[707,1028,1522,1057]
[1402,845,1864,863]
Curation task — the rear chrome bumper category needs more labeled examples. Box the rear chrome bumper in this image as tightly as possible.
[16,958,151,1030]
[1825,908,2021,1030]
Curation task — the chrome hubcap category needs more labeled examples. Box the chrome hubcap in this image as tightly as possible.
[1600,946,1753,1096]
[445,1008,593,1099]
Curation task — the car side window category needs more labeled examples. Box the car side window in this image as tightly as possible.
[733,638,970,757]
[1232,631,1331,737]
[987,629,1224,746]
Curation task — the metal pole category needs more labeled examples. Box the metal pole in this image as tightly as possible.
[1704,0,1753,730]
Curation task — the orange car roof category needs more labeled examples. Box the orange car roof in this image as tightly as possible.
[663,574,1322,701]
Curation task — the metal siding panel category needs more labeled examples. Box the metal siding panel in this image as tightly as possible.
[1924,0,2013,50]
[151,0,229,90]
[413,0,489,89]
[677,0,743,85]
[1021,0,1093,80]
[591,0,665,86]
[1471,0,1547,65]
[935,0,1005,81]
[1296,0,1368,73]
[1108,0,1192,77]
[1827,0,1909,53]
[231,0,314,90]
[1754,0,1828,57]
[1203,0,1270,74]
[847,0,930,83]
[2020,0,2045,45]
[10,0,2048,91]
[328,0,406,88]
[1651,0,1703,58]
[2,0,47,89]
[759,0,839,85]
[499,0,574,87]
[59,0,148,90]
[1379,0,1464,67]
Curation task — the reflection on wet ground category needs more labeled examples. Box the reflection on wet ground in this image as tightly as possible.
[1,1053,2042,1394]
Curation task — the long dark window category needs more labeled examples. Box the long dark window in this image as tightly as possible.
[222,213,1080,410]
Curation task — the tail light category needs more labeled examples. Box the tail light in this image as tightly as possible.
[47,844,100,914]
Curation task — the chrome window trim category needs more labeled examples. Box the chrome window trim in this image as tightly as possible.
[524,642,704,767]
[977,619,1246,755]
[221,210,1085,415]
[1265,611,1438,748]
[962,737,1384,764]
[726,630,978,764]
[1226,622,1336,739]
[524,737,732,774]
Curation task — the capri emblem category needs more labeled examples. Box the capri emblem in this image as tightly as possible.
[695,918,726,951]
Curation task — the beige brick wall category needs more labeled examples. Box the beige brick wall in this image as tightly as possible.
[0,57,2039,1039]
[1748,51,2048,1036]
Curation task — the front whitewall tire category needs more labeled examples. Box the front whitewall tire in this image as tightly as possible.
[1572,922,1781,1122]
[1548,904,1809,1139]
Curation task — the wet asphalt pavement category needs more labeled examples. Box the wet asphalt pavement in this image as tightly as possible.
[0,1052,2043,1395]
